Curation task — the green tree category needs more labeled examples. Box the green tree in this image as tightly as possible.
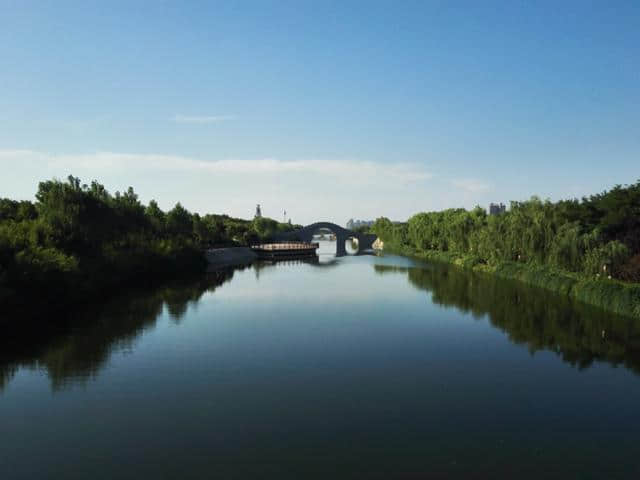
[166,203,193,237]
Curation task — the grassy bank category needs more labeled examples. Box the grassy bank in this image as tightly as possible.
[373,181,640,318]
[384,244,640,319]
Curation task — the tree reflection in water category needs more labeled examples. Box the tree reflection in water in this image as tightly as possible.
[3,260,640,394]
[0,258,346,393]
[0,267,242,392]
[375,262,640,374]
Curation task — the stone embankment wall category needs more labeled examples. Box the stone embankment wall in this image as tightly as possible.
[205,247,257,270]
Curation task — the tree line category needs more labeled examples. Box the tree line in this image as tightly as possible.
[0,175,297,312]
[373,181,640,283]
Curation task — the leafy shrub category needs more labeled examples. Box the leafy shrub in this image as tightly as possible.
[618,254,640,283]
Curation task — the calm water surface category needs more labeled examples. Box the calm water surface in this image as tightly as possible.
[2,244,640,479]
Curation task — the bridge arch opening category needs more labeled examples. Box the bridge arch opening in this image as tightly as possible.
[310,226,342,260]
[345,236,360,255]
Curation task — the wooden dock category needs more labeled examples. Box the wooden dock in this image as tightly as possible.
[251,242,319,260]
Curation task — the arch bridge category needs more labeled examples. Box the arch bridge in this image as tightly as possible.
[275,222,377,256]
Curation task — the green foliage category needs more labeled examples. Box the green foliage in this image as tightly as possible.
[166,202,193,236]
[372,217,407,249]
[252,216,279,240]
[375,181,640,282]
[0,199,37,221]
[373,181,640,317]
[145,200,166,232]
[0,175,294,312]
[252,216,297,241]
[583,240,630,276]
[618,254,640,283]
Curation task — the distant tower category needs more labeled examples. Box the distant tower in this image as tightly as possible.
[255,204,262,218]
[283,210,287,223]
[489,203,506,215]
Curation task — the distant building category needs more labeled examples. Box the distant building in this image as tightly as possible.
[489,203,506,215]
[346,219,375,230]
[255,204,262,218]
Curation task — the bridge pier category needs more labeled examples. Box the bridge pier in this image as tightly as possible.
[336,234,347,256]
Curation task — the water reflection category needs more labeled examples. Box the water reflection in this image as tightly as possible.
[375,262,640,374]
[0,268,241,392]
[0,257,367,393]
[3,258,640,396]
[3,255,640,479]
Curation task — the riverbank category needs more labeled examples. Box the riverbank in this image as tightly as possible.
[205,247,257,270]
[382,244,640,319]
[1,176,299,324]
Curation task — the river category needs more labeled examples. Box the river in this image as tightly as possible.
[2,243,639,479]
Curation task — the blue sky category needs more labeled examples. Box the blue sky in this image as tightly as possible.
[1,1,638,224]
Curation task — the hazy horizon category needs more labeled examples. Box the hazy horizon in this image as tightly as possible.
[1,1,638,225]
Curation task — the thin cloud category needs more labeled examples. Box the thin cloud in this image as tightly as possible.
[0,150,432,188]
[451,178,491,193]
[173,114,235,124]
[0,149,474,223]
